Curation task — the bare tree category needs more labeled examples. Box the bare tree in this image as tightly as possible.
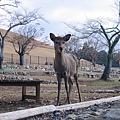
[9,25,44,65]
[64,37,91,61]
[64,35,102,67]
[0,5,45,68]
[64,37,79,52]
[0,0,20,8]
[65,39,91,60]
[66,18,120,80]
[85,38,102,67]
[100,25,120,80]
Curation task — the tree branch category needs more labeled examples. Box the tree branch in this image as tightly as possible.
[100,25,111,49]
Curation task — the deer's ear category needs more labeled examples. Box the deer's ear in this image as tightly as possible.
[63,34,71,41]
[50,33,56,41]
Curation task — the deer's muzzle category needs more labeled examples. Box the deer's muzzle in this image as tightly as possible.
[59,47,63,51]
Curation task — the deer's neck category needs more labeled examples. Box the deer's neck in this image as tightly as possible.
[54,51,65,66]
[54,51,66,73]
[54,51,67,75]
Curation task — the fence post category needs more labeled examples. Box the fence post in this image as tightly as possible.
[79,59,80,67]
[11,54,13,63]
[53,58,54,64]
[30,55,31,65]
[46,57,47,64]
[38,56,40,65]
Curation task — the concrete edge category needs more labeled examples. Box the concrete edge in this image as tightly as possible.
[0,105,56,120]
[0,96,120,120]
[56,96,120,111]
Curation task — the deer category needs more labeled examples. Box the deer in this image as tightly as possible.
[50,33,81,106]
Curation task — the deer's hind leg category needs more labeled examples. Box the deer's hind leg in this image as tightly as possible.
[74,73,81,102]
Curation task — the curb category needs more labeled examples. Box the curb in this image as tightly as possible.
[0,96,120,120]
[56,96,120,111]
[0,105,56,120]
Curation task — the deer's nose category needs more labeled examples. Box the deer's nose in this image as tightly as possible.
[59,47,63,51]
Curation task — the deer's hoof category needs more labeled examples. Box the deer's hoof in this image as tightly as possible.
[68,101,71,104]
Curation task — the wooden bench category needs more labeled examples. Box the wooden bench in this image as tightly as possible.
[0,80,41,103]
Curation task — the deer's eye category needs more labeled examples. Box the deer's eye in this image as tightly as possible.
[62,41,65,44]
[55,41,58,44]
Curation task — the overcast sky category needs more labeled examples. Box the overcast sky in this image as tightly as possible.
[1,0,118,40]
[20,0,117,38]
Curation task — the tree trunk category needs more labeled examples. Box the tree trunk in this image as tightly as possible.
[0,57,3,69]
[20,54,24,65]
[92,58,96,67]
[101,53,112,80]
[0,38,5,69]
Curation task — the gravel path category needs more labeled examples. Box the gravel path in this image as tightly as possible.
[25,100,120,120]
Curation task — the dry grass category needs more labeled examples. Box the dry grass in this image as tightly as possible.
[0,67,120,113]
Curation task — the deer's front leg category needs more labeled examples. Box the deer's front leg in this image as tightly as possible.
[64,74,70,104]
[56,74,62,106]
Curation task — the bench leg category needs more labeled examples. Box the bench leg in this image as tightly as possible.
[22,86,26,101]
[36,84,40,102]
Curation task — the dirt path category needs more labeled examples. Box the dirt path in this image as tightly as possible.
[0,85,120,113]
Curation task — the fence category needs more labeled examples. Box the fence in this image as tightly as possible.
[3,53,102,68]
[4,53,54,65]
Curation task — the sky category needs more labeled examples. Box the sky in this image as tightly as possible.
[20,0,117,38]
[0,0,118,41]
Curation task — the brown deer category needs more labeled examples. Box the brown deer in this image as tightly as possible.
[50,33,81,105]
